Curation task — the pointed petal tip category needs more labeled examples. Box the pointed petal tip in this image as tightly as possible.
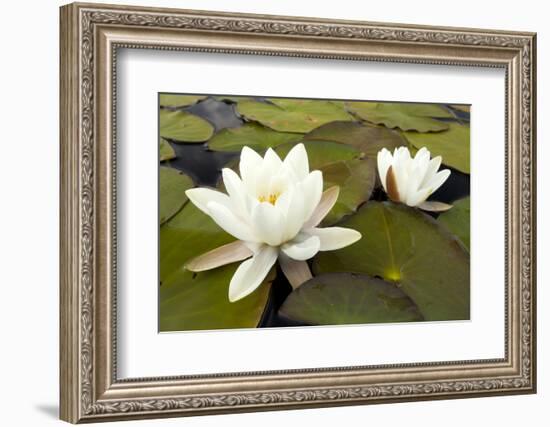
[309,226,362,251]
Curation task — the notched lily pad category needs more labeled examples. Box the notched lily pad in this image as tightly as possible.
[159,167,193,225]
[346,102,452,132]
[160,203,272,331]
[403,122,470,173]
[208,123,302,152]
[160,109,214,142]
[237,98,354,133]
[279,272,423,325]
[159,94,207,108]
[303,121,409,157]
[313,201,470,321]
[439,197,470,250]
[159,137,176,161]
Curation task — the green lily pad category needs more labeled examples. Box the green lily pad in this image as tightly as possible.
[274,140,361,169]
[279,273,423,325]
[450,104,471,113]
[303,121,409,157]
[208,123,302,152]
[159,137,176,162]
[159,94,207,108]
[313,202,470,321]
[321,158,375,225]
[160,109,214,142]
[439,197,470,250]
[346,102,452,132]
[403,122,470,173]
[160,202,272,331]
[237,98,354,133]
[159,167,193,225]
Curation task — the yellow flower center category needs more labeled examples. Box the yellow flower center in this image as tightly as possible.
[259,193,280,205]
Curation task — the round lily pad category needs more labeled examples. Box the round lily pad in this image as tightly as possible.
[159,167,193,225]
[313,201,470,321]
[208,123,302,152]
[439,197,470,250]
[237,98,354,133]
[160,202,272,331]
[160,109,214,142]
[159,137,176,161]
[403,122,470,173]
[159,94,207,108]
[303,121,409,158]
[346,102,452,132]
[279,272,423,325]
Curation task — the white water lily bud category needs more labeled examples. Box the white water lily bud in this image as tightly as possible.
[185,143,362,302]
[377,146,452,211]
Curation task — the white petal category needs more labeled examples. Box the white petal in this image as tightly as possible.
[413,147,430,163]
[228,245,277,302]
[254,150,285,197]
[239,146,263,193]
[283,143,309,180]
[185,187,231,216]
[267,168,293,197]
[307,227,362,251]
[276,187,305,242]
[206,201,258,242]
[185,241,253,272]
[301,170,323,223]
[251,202,285,246]
[303,186,340,229]
[377,148,393,191]
[278,253,312,289]
[262,148,283,175]
[404,169,424,205]
[411,149,431,179]
[392,148,410,202]
[281,234,320,261]
[420,156,442,188]
[222,168,251,217]
[405,188,431,207]
[425,169,451,194]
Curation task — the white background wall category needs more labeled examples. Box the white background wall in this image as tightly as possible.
[0,0,546,425]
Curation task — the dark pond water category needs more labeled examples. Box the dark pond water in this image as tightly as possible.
[162,97,470,328]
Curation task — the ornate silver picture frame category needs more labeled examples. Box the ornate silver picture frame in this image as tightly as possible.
[60,2,536,423]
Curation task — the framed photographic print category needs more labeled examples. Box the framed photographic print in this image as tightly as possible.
[60,2,537,423]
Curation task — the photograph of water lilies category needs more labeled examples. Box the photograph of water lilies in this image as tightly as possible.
[159,93,470,332]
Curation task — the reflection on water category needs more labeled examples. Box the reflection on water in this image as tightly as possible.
[161,96,470,327]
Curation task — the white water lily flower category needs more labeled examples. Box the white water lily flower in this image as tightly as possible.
[184,143,362,302]
[377,146,452,212]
